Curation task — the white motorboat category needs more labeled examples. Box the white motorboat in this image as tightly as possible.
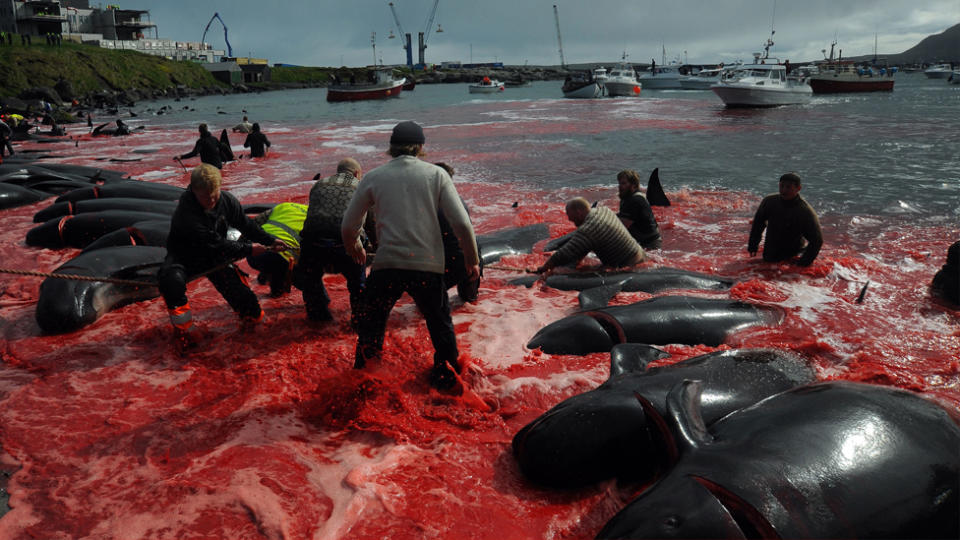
[924,64,954,79]
[637,63,685,89]
[711,63,811,107]
[468,77,505,94]
[710,33,811,107]
[679,67,726,90]
[604,54,642,97]
[562,71,602,98]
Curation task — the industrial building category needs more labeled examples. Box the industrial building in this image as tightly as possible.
[0,0,225,62]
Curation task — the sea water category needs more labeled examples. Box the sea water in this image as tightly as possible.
[0,73,957,538]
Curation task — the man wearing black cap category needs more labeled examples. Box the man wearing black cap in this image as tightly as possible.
[341,121,480,390]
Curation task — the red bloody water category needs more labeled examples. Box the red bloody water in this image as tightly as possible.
[0,117,957,539]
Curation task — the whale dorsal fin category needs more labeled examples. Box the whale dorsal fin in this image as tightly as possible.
[610,343,670,377]
[646,167,671,206]
[665,379,713,454]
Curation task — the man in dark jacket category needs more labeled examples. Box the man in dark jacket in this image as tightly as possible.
[616,169,662,250]
[748,172,823,266]
[157,164,288,346]
[174,123,230,169]
[243,123,271,158]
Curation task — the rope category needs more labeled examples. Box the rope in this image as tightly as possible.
[0,260,237,288]
[0,267,155,287]
[484,264,534,273]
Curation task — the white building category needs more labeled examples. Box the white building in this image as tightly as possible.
[0,0,224,62]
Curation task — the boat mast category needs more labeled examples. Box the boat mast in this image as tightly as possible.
[553,5,565,69]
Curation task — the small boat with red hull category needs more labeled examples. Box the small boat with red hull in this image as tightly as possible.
[326,69,406,102]
[808,62,895,93]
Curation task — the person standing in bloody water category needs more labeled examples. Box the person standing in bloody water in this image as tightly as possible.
[174,123,230,169]
[341,121,479,390]
[243,123,271,158]
[748,172,823,267]
[157,164,289,348]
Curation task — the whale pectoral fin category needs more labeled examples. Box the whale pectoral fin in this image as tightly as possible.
[666,380,713,454]
[646,167,671,206]
[578,280,627,310]
[610,343,670,377]
[509,275,540,288]
[544,231,574,252]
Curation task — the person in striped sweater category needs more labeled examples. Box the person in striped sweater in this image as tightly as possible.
[534,197,646,274]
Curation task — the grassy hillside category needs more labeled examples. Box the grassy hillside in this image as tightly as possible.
[0,41,223,98]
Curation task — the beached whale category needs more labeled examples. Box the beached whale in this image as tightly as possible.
[512,345,816,488]
[526,296,783,355]
[511,267,735,310]
[597,380,960,539]
[55,181,183,203]
[81,220,170,253]
[35,245,164,334]
[476,223,550,265]
[26,210,172,249]
[33,197,177,223]
[0,182,48,210]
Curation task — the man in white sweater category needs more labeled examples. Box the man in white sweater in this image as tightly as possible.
[341,121,480,390]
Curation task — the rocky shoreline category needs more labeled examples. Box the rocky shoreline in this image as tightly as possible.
[0,66,580,127]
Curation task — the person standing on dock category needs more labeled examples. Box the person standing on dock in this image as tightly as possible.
[341,121,479,390]
[748,172,823,266]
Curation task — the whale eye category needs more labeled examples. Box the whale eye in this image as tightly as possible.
[664,516,681,529]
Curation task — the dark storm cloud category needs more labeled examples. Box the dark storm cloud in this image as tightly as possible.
[118,0,958,66]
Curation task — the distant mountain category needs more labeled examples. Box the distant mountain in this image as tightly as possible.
[842,22,960,65]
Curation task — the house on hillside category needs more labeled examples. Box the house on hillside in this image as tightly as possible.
[0,0,225,62]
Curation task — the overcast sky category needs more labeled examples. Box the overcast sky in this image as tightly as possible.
[116,0,959,66]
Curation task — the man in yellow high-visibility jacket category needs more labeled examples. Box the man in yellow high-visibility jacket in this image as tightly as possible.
[247,202,307,297]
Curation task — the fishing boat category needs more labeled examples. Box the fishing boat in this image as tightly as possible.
[923,64,954,79]
[807,40,895,93]
[711,46,811,107]
[468,77,505,94]
[678,66,734,90]
[808,63,895,93]
[604,54,642,97]
[326,69,406,102]
[637,64,685,89]
[561,71,602,98]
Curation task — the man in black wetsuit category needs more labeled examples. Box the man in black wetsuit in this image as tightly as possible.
[748,172,823,267]
[243,123,271,158]
[616,169,662,250]
[174,123,230,169]
[157,164,289,347]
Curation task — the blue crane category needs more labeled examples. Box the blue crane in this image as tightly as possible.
[201,12,233,58]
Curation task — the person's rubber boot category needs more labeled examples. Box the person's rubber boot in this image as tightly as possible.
[240,309,265,333]
[429,358,461,391]
[169,303,196,352]
[307,305,333,323]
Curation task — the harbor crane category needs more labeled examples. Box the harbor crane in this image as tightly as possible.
[387,0,441,68]
[553,5,565,68]
[201,12,233,58]
[387,2,412,66]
